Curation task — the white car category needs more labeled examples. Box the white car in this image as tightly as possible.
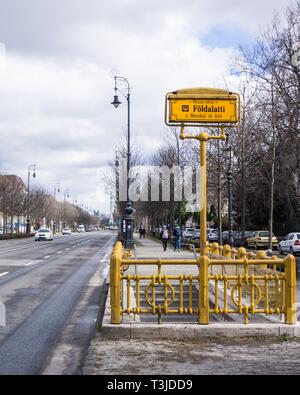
[207,228,219,242]
[279,233,300,255]
[62,228,72,235]
[193,227,200,239]
[35,228,53,241]
[184,228,194,239]
[77,225,85,233]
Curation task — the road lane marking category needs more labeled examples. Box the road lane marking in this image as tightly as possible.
[65,248,70,251]
[44,256,51,259]
[56,251,63,254]
[24,260,42,267]
[0,272,9,278]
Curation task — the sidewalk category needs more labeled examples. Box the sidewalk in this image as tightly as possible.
[134,235,196,259]
[132,236,198,278]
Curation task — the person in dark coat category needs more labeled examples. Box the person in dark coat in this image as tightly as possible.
[160,225,169,252]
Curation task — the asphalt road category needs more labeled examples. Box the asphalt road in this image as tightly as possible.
[0,231,116,375]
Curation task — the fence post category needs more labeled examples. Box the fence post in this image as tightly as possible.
[285,254,297,325]
[198,255,209,325]
[110,242,122,324]
[223,244,232,259]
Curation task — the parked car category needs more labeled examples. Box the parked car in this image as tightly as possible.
[35,228,53,241]
[62,228,72,235]
[184,227,194,240]
[279,233,300,256]
[207,228,219,242]
[222,231,229,244]
[193,226,200,239]
[246,231,278,250]
[234,231,254,247]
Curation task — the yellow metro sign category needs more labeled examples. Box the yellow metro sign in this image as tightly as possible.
[165,88,240,126]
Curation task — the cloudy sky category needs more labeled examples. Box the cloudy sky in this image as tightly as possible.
[0,0,292,213]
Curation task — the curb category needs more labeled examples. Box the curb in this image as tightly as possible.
[101,289,300,340]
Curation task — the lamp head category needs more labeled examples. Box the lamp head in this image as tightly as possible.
[111,95,122,108]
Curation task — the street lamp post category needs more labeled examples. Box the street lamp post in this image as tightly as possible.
[111,76,134,249]
[26,164,36,235]
[224,133,234,246]
[54,182,60,199]
[63,189,70,228]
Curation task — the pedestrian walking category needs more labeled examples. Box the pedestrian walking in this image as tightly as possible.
[173,225,182,251]
[160,225,169,252]
[139,224,144,239]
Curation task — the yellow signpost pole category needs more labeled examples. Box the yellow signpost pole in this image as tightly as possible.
[167,88,239,324]
[200,138,207,256]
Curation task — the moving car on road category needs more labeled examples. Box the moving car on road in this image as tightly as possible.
[77,225,85,233]
[62,228,72,235]
[246,231,278,250]
[279,233,300,256]
[35,228,53,241]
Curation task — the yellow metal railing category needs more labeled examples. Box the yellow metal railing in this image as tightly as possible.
[110,241,297,325]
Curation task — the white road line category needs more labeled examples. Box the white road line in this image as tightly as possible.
[44,256,51,259]
[24,262,35,267]
[0,272,9,278]
[56,251,63,254]
[24,260,42,267]
[102,267,109,278]
[65,248,70,251]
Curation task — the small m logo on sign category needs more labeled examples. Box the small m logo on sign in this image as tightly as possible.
[182,105,189,112]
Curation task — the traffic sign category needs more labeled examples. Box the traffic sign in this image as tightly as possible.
[165,88,240,126]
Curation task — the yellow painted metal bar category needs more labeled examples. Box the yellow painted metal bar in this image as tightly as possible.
[285,254,297,324]
[189,276,193,314]
[200,139,207,256]
[250,274,255,315]
[224,275,228,314]
[179,275,184,314]
[136,275,141,314]
[264,275,269,314]
[215,276,219,314]
[110,242,122,324]
[164,275,168,314]
[152,275,156,314]
[238,274,243,314]
[121,258,284,266]
[275,274,279,314]
[199,255,209,324]
[281,276,286,311]
[127,276,131,314]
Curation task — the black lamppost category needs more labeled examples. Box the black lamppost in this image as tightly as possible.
[54,182,60,199]
[26,164,36,235]
[111,76,134,249]
[63,189,70,228]
[224,133,234,246]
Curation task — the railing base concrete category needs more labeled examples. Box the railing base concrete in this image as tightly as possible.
[101,290,299,340]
